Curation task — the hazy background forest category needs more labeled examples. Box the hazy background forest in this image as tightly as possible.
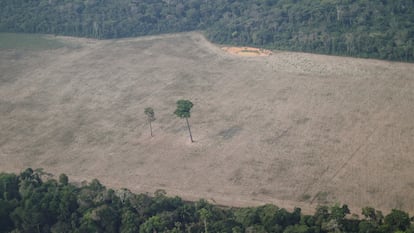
[1,0,414,61]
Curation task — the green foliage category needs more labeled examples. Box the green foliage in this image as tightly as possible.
[174,100,193,119]
[1,1,414,61]
[234,207,259,228]
[59,173,69,186]
[144,107,156,122]
[0,173,19,200]
[174,99,194,142]
[139,216,165,233]
[0,199,18,232]
[362,206,384,223]
[384,209,411,232]
[283,224,310,233]
[120,209,140,233]
[0,169,412,233]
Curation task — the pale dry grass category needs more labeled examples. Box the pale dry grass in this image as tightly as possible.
[1,32,413,214]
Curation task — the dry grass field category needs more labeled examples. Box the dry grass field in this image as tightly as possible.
[1,32,413,215]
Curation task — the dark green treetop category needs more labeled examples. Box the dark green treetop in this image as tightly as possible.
[144,107,155,122]
[174,100,193,119]
[174,100,194,142]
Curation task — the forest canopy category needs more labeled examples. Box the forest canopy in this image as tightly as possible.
[0,169,413,233]
[1,0,414,61]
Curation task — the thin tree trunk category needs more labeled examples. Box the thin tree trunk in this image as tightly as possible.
[204,219,208,233]
[185,117,193,142]
[149,120,153,137]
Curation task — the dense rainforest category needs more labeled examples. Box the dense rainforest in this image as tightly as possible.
[0,169,413,233]
[0,0,414,61]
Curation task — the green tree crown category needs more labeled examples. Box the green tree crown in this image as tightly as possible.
[174,100,193,119]
[144,107,155,121]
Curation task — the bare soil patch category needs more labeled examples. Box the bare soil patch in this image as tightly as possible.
[1,32,414,215]
[222,46,272,56]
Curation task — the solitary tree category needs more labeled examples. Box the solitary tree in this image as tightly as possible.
[144,107,156,137]
[174,100,194,142]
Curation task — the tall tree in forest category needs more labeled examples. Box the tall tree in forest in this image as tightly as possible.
[198,208,212,233]
[174,100,194,143]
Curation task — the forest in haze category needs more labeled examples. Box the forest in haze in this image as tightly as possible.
[1,169,413,233]
[0,0,413,61]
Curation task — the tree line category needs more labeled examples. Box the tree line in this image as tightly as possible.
[1,0,414,62]
[1,168,413,233]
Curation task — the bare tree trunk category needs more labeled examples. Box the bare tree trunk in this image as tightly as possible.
[149,120,153,137]
[185,117,193,142]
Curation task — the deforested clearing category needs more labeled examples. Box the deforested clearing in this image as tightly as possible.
[1,32,413,214]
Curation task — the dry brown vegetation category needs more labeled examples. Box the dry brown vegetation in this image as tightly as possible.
[1,32,414,214]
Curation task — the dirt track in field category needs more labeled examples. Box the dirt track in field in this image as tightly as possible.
[1,32,414,215]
